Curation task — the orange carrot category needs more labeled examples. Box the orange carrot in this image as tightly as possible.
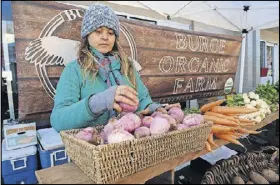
[205,112,239,123]
[205,141,212,152]
[203,115,240,127]
[200,99,226,113]
[214,134,244,147]
[239,122,256,127]
[226,114,240,116]
[208,133,218,148]
[211,106,258,115]
[227,131,245,138]
[211,125,237,134]
[236,127,262,135]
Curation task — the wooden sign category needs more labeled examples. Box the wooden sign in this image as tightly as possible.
[12,1,241,125]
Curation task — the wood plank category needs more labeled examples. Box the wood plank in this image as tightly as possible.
[17,78,59,93]
[12,1,241,124]
[12,1,82,39]
[152,90,226,104]
[35,112,279,184]
[121,22,242,56]
[142,74,235,97]
[120,18,242,42]
[18,91,54,116]
[35,163,93,184]
[138,50,239,76]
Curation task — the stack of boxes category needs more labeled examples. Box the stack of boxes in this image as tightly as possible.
[1,121,38,184]
[1,120,71,184]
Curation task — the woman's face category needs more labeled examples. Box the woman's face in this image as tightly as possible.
[88,27,116,54]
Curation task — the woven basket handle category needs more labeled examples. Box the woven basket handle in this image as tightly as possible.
[253,145,279,154]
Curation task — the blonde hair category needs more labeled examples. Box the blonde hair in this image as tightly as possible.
[77,38,137,89]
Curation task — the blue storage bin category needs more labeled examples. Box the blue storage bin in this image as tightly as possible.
[2,170,37,184]
[1,140,38,184]
[37,128,70,169]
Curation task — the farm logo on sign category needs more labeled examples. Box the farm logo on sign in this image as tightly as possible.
[24,9,138,99]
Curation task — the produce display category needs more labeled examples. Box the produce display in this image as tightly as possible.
[255,81,279,112]
[230,169,279,184]
[201,96,278,152]
[75,104,206,145]
[74,85,279,155]
[201,146,279,184]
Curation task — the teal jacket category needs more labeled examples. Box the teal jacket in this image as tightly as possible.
[50,59,159,132]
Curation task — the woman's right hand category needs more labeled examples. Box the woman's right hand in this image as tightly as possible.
[113,85,139,112]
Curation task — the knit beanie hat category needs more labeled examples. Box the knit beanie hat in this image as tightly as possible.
[81,3,120,39]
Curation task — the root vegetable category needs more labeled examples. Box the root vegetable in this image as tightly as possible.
[261,169,279,183]
[90,134,104,145]
[232,176,245,184]
[211,106,258,114]
[168,107,185,123]
[119,113,141,133]
[236,127,262,135]
[205,141,212,152]
[75,130,94,142]
[151,111,163,118]
[205,112,239,123]
[249,171,269,184]
[150,117,170,135]
[208,133,218,148]
[141,116,154,128]
[157,114,178,130]
[107,129,135,144]
[214,134,244,147]
[103,117,123,141]
[119,102,138,113]
[200,99,226,113]
[165,103,181,110]
[182,114,203,127]
[83,127,96,134]
[211,125,238,134]
[134,127,150,138]
[203,115,239,127]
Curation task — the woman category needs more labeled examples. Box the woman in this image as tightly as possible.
[50,3,166,132]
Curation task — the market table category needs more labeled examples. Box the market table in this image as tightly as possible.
[35,112,279,184]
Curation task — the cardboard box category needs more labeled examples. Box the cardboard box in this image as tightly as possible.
[3,122,37,150]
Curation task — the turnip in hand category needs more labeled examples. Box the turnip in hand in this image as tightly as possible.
[119,102,138,113]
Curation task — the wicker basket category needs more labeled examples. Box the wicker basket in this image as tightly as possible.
[60,121,212,184]
[201,146,279,184]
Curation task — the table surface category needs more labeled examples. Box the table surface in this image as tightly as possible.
[35,112,279,184]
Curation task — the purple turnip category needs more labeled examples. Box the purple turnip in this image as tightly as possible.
[134,126,151,138]
[168,107,185,123]
[150,117,170,135]
[107,129,135,144]
[141,116,154,128]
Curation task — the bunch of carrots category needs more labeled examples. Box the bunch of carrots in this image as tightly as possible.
[200,99,263,152]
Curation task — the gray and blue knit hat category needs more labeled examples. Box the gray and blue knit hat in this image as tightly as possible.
[81,3,120,39]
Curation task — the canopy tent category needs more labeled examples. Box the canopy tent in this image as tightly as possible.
[109,1,279,93]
